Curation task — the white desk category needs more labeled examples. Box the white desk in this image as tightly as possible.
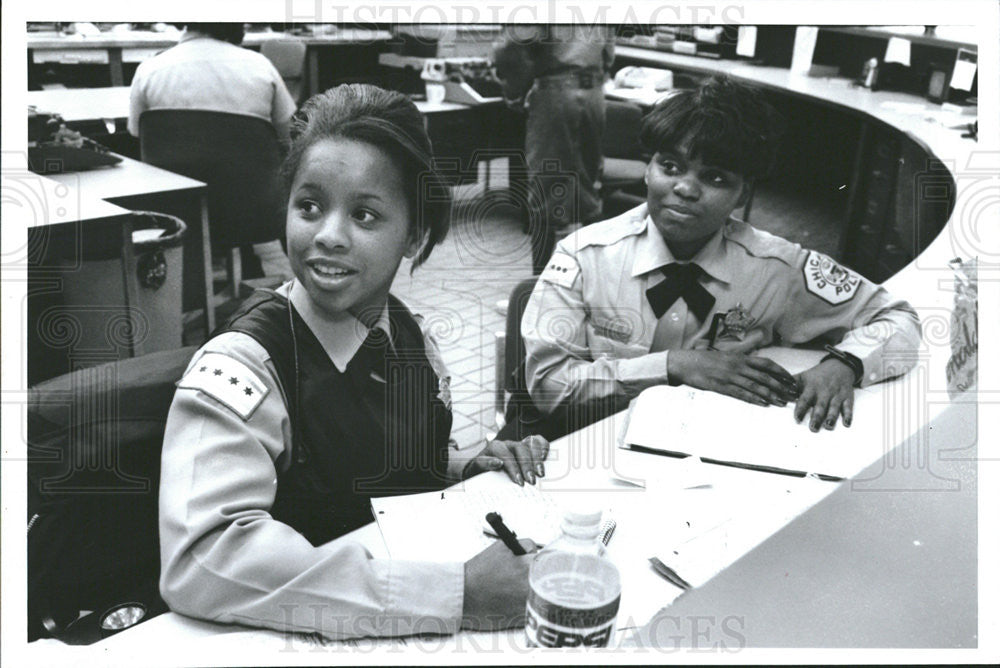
[28,86,131,124]
[28,351,849,661]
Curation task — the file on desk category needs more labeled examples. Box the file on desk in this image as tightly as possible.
[621,382,890,480]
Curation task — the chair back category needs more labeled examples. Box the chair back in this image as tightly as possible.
[27,345,197,642]
[495,276,630,443]
[260,39,307,104]
[139,110,285,250]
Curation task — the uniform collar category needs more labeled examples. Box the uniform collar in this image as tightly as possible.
[285,281,393,373]
[631,215,733,284]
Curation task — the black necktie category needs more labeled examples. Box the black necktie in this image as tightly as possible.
[645,263,716,322]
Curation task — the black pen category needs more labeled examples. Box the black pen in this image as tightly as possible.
[485,512,526,555]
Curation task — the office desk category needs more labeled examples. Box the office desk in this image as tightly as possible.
[27,86,131,125]
[28,29,392,97]
[18,174,134,383]
[44,155,215,334]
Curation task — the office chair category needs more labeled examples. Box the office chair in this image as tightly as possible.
[601,99,648,218]
[28,345,198,643]
[495,276,631,443]
[139,109,286,300]
[260,39,307,105]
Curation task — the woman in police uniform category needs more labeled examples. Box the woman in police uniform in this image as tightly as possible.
[159,84,546,639]
[520,75,921,438]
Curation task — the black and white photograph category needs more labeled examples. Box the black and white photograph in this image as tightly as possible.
[2,0,997,665]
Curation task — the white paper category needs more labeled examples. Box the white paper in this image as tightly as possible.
[790,26,818,74]
[951,52,977,91]
[371,471,564,561]
[621,382,891,480]
[736,26,758,58]
[884,36,912,67]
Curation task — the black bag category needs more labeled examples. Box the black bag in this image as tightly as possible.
[27,346,197,643]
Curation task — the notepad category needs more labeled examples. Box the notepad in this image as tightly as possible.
[621,382,891,480]
[371,471,565,561]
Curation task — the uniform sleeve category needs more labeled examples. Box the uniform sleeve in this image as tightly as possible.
[158,332,464,639]
[127,65,148,137]
[521,249,669,413]
[775,250,922,387]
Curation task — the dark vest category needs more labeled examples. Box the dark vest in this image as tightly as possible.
[218,291,452,546]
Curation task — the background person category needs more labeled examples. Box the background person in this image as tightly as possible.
[128,22,296,279]
[493,24,615,275]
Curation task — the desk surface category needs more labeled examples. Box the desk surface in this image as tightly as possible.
[27,86,478,124]
[656,398,977,648]
[11,173,131,228]
[28,86,131,123]
[45,153,204,201]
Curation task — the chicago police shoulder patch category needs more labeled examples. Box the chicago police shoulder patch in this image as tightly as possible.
[539,251,580,289]
[802,251,861,305]
[177,352,270,420]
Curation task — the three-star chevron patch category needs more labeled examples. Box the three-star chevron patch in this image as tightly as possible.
[177,352,269,420]
[539,251,580,289]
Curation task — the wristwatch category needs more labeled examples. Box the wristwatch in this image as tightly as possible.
[821,345,864,386]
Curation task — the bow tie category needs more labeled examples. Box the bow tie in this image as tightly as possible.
[645,263,716,322]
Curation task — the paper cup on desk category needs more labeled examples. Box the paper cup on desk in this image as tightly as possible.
[425,82,446,105]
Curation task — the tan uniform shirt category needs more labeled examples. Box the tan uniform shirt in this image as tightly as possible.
[128,32,296,139]
[522,204,922,413]
[159,282,473,639]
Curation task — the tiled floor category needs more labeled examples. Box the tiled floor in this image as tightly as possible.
[390,201,533,449]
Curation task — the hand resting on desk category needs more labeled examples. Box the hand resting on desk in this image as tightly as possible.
[667,350,801,408]
[793,358,857,432]
[461,434,549,486]
[667,350,858,432]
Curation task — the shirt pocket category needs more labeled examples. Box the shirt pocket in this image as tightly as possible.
[587,310,650,357]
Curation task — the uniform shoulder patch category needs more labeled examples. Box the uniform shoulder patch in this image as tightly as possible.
[177,352,270,420]
[802,250,862,305]
[539,251,581,289]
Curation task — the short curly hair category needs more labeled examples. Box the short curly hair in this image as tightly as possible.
[638,75,783,180]
[281,84,451,270]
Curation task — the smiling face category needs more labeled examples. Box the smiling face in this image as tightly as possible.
[645,137,749,260]
[286,137,420,323]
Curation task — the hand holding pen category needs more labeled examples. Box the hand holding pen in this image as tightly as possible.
[462,513,537,631]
